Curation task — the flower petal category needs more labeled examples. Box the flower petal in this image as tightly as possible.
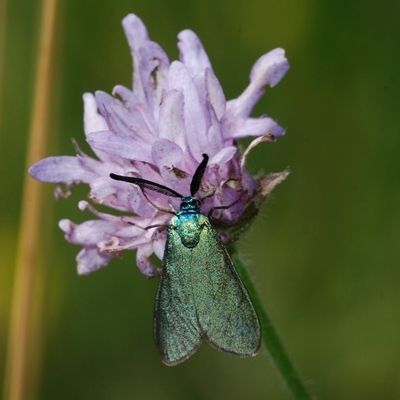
[122,14,150,102]
[178,30,212,77]
[83,93,108,134]
[227,116,286,139]
[29,156,98,183]
[136,243,161,277]
[151,138,184,170]
[60,219,118,246]
[250,48,289,87]
[83,93,117,163]
[77,246,113,275]
[89,177,117,204]
[168,61,208,161]
[226,48,289,118]
[240,133,276,169]
[205,101,224,155]
[127,184,158,218]
[160,165,191,197]
[95,90,154,142]
[138,40,170,119]
[87,130,153,163]
[112,85,141,109]
[151,227,167,260]
[209,146,237,166]
[158,89,187,152]
[205,68,226,120]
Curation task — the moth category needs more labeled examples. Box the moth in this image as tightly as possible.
[110,154,261,366]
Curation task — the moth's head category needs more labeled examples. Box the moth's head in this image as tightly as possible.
[180,196,201,212]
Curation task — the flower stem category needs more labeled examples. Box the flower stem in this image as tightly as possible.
[3,1,58,399]
[230,246,312,400]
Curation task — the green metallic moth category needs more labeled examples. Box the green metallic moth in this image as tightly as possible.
[110,154,261,366]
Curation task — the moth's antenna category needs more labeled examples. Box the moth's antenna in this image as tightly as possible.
[190,154,209,197]
[110,174,183,198]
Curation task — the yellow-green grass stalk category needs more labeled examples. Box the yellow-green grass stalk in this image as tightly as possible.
[4,0,58,399]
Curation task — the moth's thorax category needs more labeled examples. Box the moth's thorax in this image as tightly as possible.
[169,196,205,248]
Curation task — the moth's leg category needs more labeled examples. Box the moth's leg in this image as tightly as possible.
[206,194,249,246]
[122,218,168,231]
[207,194,244,221]
[140,188,176,215]
[199,177,243,201]
[144,223,168,231]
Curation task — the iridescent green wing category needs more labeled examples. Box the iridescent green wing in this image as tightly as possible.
[192,215,261,357]
[154,228,202,366]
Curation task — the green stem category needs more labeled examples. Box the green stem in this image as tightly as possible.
[230,246,312,400]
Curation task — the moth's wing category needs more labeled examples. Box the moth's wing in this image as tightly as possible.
[154,228,202,366]
[193,215,261,357]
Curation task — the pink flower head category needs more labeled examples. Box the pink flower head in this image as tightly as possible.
[29,14,290,277]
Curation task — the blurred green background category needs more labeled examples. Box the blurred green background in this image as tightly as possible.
[1,0,400,399]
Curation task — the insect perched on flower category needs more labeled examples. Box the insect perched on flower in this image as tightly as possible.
[110,154,261,365]
[29,13,289,363]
